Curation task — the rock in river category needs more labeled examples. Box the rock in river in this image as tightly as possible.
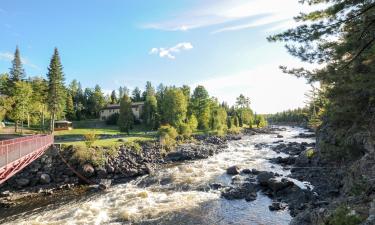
[226,166,240,175]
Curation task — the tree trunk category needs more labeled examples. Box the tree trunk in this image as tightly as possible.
[15,121,18,133]
[50,113,55,133]
[27,114,30,128]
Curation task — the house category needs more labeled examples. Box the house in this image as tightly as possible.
[100,102,144,121]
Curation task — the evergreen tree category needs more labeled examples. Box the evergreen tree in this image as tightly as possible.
[8,46,26,95]
[132,87,142,102]
[110,90,117,104]
[65,93,75,120]
[142,94,158,129]
[10,81,32,133]
[47,48,66,132]
[191,85,211,129]
[118,94,134,134]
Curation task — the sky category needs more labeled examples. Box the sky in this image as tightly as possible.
[0,0,318,113]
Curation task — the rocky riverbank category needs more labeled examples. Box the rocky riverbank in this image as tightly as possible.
[0,133,242,213]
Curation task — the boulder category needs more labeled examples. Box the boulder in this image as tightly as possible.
[82,164,95,177]
[277,135,284,138]
[267,178,294,192]
[15,178,30,187]
[227,166,240,175]
[40,173,51,184]
[257,171,275,186]
[269,202,287,211]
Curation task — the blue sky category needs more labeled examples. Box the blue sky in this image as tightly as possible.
[0,0,316,113]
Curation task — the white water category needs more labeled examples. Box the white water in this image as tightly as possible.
[6,126,314,225]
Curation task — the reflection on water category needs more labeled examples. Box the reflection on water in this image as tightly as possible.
[6,126,314,225]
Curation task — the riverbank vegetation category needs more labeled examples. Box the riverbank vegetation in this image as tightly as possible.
[0,48,267,141]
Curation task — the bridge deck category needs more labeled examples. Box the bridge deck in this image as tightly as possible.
[0,134,54,185]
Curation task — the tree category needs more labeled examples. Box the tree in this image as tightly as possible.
[47,48,66,132]
[191,85,211,129]
[92,84,105,117]
[8,47,26,95]
[160,88,187,128]
[110,90,117,104]
[0,73,9,95]
[142,94,158,130]
[10,81,32,133]
[30,76,49,130]
[132,87,142,102]
[118,95,134,134]
[236,94,250,109]
[142,81,155,100]
[65,93,75,120]
[268,0,375,159]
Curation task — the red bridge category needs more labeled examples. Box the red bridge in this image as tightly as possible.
[0,135,54,185]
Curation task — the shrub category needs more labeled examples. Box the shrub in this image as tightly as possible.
[84,132,97,148]
[178,123,192,139]
[305,148,315,159]
[158,125,178,151]
[122,141,142,154]
[106,113,119,125]
[72,145,106,167]
[227,127,242,135]
[325,205,363,225]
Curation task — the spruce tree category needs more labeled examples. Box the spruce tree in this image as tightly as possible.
[47,48,66,132]
[8,46,26,95]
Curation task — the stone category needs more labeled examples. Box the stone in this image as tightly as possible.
[83,164,95,177]
[0,191,11,197]
[210,183,224,190]
[277,135,284,138]
[226,166,240,175]
[15,178,30,187]
[40,173,51,184]
[269,202,287,211]
[96,167,107,178]
[267,178,294,192]
[242,169,252,174]
[257,171,274,186]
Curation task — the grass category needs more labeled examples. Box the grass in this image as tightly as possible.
[55,120,157,146]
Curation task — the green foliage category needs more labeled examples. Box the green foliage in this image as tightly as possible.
[160,88,187,128]
[8,47,25,95]
[47,48,66,131]
[269,0,375,159]
[122,141,142,155]
[158,124,178,151]
[255,114,267,128]
[305,148,315,159]
[325,205,363,225]
[9,81,33,132]
[83,132,98,148]
[187,114,198,132]
[142,94,158,130]
[72,145,106,167]
[191,85,211,129]
[227,126,242,135]
[266,108,308,124]
[118,95,134,134]
[178,123,192,139]
[106,113,119,125]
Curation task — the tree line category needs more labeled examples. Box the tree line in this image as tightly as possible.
[0,47,267,133]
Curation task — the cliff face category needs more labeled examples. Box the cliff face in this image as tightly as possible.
[312,122,375,224]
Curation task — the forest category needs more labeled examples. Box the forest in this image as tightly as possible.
[0,47,266,136]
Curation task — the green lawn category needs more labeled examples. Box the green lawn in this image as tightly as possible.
[54,120,157,146]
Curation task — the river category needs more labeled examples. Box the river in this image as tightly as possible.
[4,126,314,225]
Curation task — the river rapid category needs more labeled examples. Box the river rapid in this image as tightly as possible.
[4,126,314,225]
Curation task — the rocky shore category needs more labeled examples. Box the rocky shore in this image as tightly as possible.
[0,133,241,213]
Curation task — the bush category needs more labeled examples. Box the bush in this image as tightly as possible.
[106,113,119,125]
[178,123,192,139]
[158,125,178,151]
[84,132,97,148]
[227,127,242,135]
[305,148,315,159]
[325,205,363,225]
[72,145,106,167]
[122,141,142,154]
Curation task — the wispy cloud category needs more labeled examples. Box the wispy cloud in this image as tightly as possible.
[149,42,193,59]
[143,0,315,33]
[0,51,40,70]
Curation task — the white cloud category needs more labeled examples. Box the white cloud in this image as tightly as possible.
[193,59,317,114]
[0,51,40,70]
[143,0,316,33]
[149,42,193,59]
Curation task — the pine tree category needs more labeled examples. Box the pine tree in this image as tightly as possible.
[132,87,142,102]
[118,95,134,134]
[8,46,26,95]
[47,48,66,132]
[110,90,117,104]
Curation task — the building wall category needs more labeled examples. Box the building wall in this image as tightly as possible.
[100,105,143,121]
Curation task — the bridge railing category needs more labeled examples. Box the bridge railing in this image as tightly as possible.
[0,135,54,169]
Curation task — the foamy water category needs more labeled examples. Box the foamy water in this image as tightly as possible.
[6,126,314,225]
